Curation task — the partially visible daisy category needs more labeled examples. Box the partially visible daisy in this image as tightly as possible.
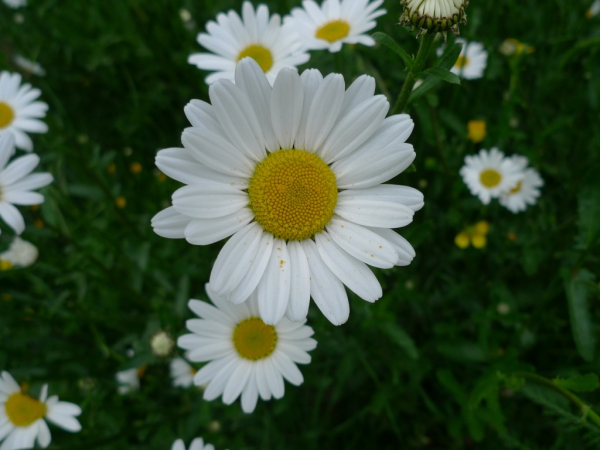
[0,71,48,151]
[172,437,216,450]
[170,355,196,388]
[587,0,600,18]
[0,371,82,450]
[0,236,38,267]
[400,0,469,36]
[152,58,422,326]
[188,2,310,85]
[499,155,543,213]
[460,148,522,204]
[0,134,53,235]
[115,366,146,394]
[438,38,487,80]
[498,39,534,57]
[288,0,386,53]
[2,0,27,9]
[13,55,46,77]
[178,285,317,413]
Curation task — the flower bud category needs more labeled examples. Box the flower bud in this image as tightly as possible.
[400,0,469,37]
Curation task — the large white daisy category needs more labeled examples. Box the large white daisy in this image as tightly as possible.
[0,371,82,450]
[287,0,386,53]
[437,38,487,80]
[188,1,310,85]
[499,155,543,213]
[172,437,216,450]
[0,134,53,235]
[460,148,522,205]
[152,58,422,325]
[0,71,48,152]
[178,285,317,413]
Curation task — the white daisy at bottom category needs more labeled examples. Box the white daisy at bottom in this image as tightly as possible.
[0,237,38,268]
[178,285,317,413]
[172,437,216,450]
[438,38,487,80]
[499,155,543,213]
[0,371,82,450]
[460,148,522,205]
[170,356,196,388]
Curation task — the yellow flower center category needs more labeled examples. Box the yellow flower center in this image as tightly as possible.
[480,169,502,188]
[0,102,15,129]
[315,20,350,43]
[455,55,470,68]
[0,260,14,271]
[471,234,487,249]
[5,392,47,427]
[237,44,273,73]
[509,181,523,194]
[248,149,337,241]
[233,317,277,360]
[467,120,486,143]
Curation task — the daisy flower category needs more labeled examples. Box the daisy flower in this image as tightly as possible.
[0,134,53,235]
[152,58,422,325]
[460,148,522,205]
[115,366,146,394]
[438,38,487,80]
[172,437,216,450]
[177,285,317,413]
[400,0,469,36]
[2,0,27,9]
[587,0,600,18]
[287,0,386,53]
[0,237,38,267]
[0,371,82,450]
[170,356,196,388]
[499,156,543,213]
[0,71,48,152]
[188,2,310,85]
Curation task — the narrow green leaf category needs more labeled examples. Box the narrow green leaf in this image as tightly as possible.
[425,66,461,84]
[578,184,600,247]
[372,32,413,69]
[381,321,419,359]
[469,374,502,409]
[554,374,600,392]
[437,42,463,70]
[565,269,597,362]
[408,76,441,105]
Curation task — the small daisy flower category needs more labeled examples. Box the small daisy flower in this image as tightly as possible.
[400,0,469,36]
[172,437,216,450]
[288,0,386,53]
[178,285,317,413]
[170,356,196,388]
[13,55,46,77]
[0,71,48,152]
[0,134,53,235]
[0,236,38,267]
[498,39,534,57]
[188,2,310,85]
[150,330,175,357]
[2,0,27,9]
[587,0,600,18]
[0,371,82,450]
[460,148,522,205]
[499,156,543,213]
[438,38,487,80]
[115,366,146,394]
[152,58,422,326]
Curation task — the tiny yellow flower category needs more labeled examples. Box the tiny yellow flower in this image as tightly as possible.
[508,232,516,241]
[116,196,127,208]
[34,219,44,228]
[474,220,490,235]
[0,260,14,271]
[107,163,116,175]
[130,162,142,174]
[499,39,534,57]
[467,120,486,143]
[471,234,487,248]
[455,232,470,249]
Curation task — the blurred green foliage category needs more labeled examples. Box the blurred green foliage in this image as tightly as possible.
[1,0,600,448]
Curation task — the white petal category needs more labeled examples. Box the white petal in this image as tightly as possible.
[188,341,233,362]
[229,232,274,304]
[151,207,192,239]
[222,360,252,405]
[203,358,239,401]
[0,202,25,234]
[194,355,235,386]
[272,352,303,385]
[3,191,44,205]
[335,188,415,228]
[184,208,254,245]
[271,68,304,149]
[255,360,272,400]
[46,411,81,432]
[172,182,248,219]
[339,75,376,120]
[187,299,235,326]
[241,370,259,413]
[263,358,285,399]
[285,241,311,322]
[303,74,345,151]
[0,153,39,186]
[366,227,416,266]
[277,343,312,364]
[0,134,15,171]
[296,69,324,151]
[37,420,51,448]
[2,173,52,193]
[171,439,186,450]
[257,239,291,325]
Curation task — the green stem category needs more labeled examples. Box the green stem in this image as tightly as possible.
[514,372,600,429]
[392,33,436,115]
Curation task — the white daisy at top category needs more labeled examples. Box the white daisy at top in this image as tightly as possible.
[0,71,48,152]
[437,38,487,80]
[0,134,53,236]
[178,285,317,413]
[0,237,38,268]
[460,148,522,205]
[0,371,82,450]
[172,437,216,450]
[170,356,196,388]
[2,0,27,9]
[499,155,544,213]
[188,2,310,85]
[152,58,422,326]
[287,0,386,53]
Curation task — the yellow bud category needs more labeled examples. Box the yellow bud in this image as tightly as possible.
[455,232,470,249]
[130,162,142,174]
[474,220,490,235]
[0,260,14,271]
[467,120,486,143]
[116,197,127,209]
[471,234,487,249]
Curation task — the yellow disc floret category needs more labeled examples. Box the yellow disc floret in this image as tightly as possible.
[315,20,350,43]
[0,102,15,129]
[509,181,523,194]
[5,392,47,427]
[454,55,470,68]
[480,169,501,188]
[248,149,337,241]
[237,44,274,73]
[233,317,278,361]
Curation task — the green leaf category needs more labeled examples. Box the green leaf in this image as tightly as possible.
[437,42,463,70]
[554,374,600,392]
[408,76,442,105]
[424,66,461,85]
[371,32,413,69]
[578,184,600,247]
[469,373,502,409]
[381,321,419,359]
[565,269,597,362]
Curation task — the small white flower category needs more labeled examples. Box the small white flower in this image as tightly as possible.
[0,371,82,450]
[2,0,27,9]
[588,0,600,18]
[0,236,38,267]
[115,367,145,394]
[400,0,468,36]
[172,437,217,450]
[0,71,48,152]
[0,134,53,235]
[170,356,196,388]
[438,38,487,80]
[499,155,543,213]
[13,55,46,77]
[188,1,310,85]
[178,285,317,413]
[287,0,386,53]
[460,148,522,205]
[150,331,175,357]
